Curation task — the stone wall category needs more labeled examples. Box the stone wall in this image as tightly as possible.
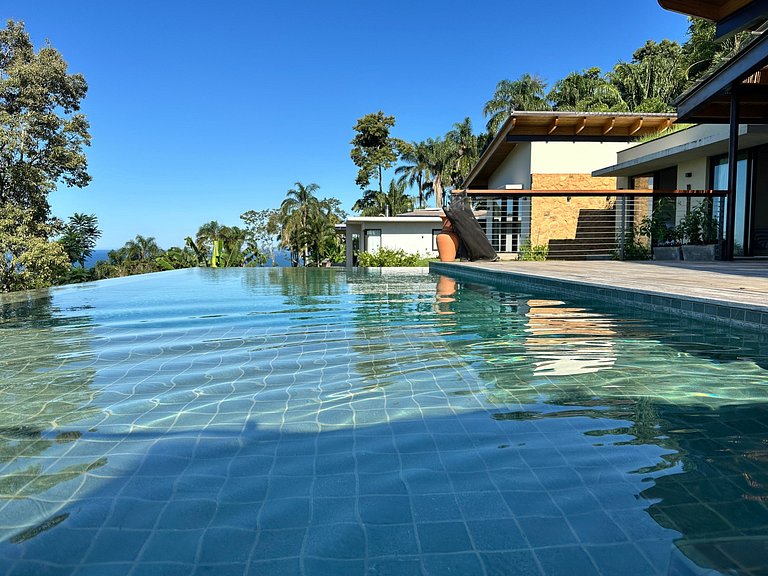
[528,174,617,245]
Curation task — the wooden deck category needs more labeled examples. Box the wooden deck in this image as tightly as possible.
[429,260,768,331]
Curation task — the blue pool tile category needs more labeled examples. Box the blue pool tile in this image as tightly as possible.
[535,546,600,576]
[456,491,510,520]
[303,557,365,576]
[157,499,217,530]
[248,557,301,576]
[588,543,659,576]
[359,495,412,525]
[358,472,408,495]
[466,519,527,551]
[568,512,627,544]
[198,527,256,563]
[405,469,453,494]
[502,491,560,517]
[367,524,419,557]
[311,497,357,525]
[517,516,578,547]
[368,557,422,576]
[84,529,148,563]
[258,497,310,529]
[305,523,365,559]
[411,494,463,522]
[312,474,356,497]
[250,528,305,560]
[481,550,542,576]
[141,529,204,563]
[417,521,473,553]
[421,552,485,576]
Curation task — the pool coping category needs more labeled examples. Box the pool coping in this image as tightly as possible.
[429,261,768,333]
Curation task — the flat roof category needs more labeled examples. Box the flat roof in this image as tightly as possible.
[462,112,677,189]
[593,123,768,176]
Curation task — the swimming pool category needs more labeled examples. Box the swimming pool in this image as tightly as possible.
[1,267,766,575]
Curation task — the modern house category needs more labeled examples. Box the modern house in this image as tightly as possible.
[459,111,677,258]
[594,123,768,256]
[343,209,443,266]
[649,0,768,259]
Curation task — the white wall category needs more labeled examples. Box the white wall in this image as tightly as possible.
[531,141,628,174]
[488,142,532,189]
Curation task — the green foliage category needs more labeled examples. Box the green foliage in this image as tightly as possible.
[615,229,652,260]
[240,208,280,266]
[350,112,402,195]
[548,68,628,112]
[519,238,549,261]
[638,199,682,246]
[353,179,413,216]
[356,247,426,267]
[678,200,718,245]
[0,20,91,224]
[58,213,101,268]
[483,74,550,133]
[0,204,69,291]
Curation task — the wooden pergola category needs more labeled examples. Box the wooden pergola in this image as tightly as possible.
[664,0,768,259]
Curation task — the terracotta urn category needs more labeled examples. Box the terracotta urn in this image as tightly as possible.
[436,231,459,262]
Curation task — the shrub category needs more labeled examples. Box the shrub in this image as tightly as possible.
[519,238,548,261]
[356,248,427,267]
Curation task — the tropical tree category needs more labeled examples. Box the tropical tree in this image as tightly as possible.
[350,111,402,196]
[548,68,628,112]
[609,40,686,112]
[277,181,320,265]
[241,208,280,266]
[0,204,69,292]
[155,246,198,270]
[680,17,751,84]
[422,137,456,208]
[396,141,432,209]
[353,179,413,217]
[483,74,550,134]
[59,213,101,268]
[445,117,491,189]
[0,20,91,224]
[123,235,163,262]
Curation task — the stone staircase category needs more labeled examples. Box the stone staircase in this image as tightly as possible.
[547,208,616,260]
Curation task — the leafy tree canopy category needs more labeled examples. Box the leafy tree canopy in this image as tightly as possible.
[350,111,402,194]
[0,20,91,223]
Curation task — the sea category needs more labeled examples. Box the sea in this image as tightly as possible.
[84,250,293,268]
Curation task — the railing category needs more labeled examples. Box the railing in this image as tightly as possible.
[461,190,729,261]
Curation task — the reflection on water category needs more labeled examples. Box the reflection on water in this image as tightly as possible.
[0,269,766,575]
[436,274,768,575]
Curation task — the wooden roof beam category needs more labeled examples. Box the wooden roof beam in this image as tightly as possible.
[629,117,644,135]
[547,117,559,135]
[574,117,587,135]
[602,118,615,135]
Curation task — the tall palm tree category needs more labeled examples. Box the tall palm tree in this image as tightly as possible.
[548,68,628,112]
[124,235,162,262]
[423,138,456,209]
[483,73,551,134]
[446,117,486,189]
[279,181,320,265]
[396,141,432,209]
[195,221,225,253]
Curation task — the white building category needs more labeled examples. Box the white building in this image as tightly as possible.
[343,210,444,267]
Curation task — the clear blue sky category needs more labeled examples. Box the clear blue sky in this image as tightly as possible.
[10,0,690,249]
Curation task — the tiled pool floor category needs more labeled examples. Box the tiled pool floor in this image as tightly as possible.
[1,268,767,575]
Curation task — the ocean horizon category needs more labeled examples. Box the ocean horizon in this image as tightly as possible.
[84,249,293,268]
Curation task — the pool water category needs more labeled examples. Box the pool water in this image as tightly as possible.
[1,267,767,575]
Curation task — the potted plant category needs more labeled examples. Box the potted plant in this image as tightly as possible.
[638,200,682,260]
[679,200,719,261]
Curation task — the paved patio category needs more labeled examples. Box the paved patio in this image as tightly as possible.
[429,260,768,331]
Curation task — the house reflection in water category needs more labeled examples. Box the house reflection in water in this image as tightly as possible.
[521,299,617,377]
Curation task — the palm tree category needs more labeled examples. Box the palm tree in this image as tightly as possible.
[483,74,551,134]
[278,181,320,266]
[195,221,225,253]
[423,138,456,209]
[124,235,162,262]
[548,68,628,112]
[396,141,432,209]
[446,117,488,189]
